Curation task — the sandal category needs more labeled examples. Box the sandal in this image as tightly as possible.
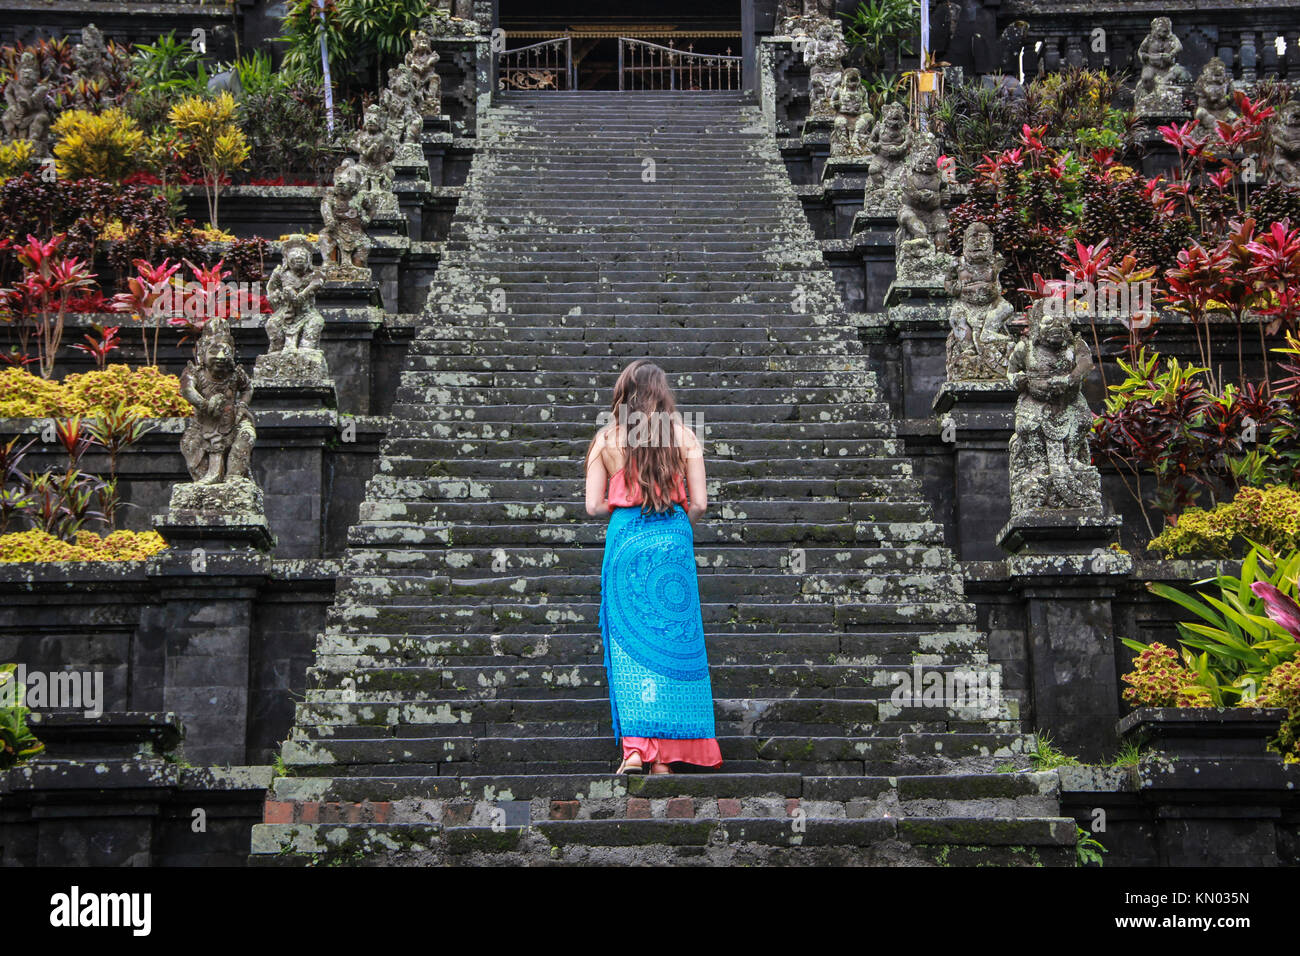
[615,755,644,775]
[650,762,673,774]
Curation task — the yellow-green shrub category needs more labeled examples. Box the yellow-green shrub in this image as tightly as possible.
[0,140,34,183]
[1245,660,1300,763]
[0,367,66,418]
[52,107,147,181]
[0,528,167,562]
[0,365,190,419]
[1121,642,1213,708]
[61,365,190,418]
[1148,485,1300,558]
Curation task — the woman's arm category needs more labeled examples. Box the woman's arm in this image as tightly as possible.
[682,427,707,522]
[584,429,612,518]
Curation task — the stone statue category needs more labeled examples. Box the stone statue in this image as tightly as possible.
[804,21,847,119]
[405,31,442,115]
[1193,57,1236,134]
[72,24,111,86]
[256,235,330,388]
[862,102,912,210]
[1268,100,1300,187]
[895,137,951,281]
[1134,17,1189,115]
[266,236,325,353]
[945,222,1015,381]
[381,64,426,164]
[350,103,398,217]
[829,68,873,157]
[778,0,836,37]
[420,0,479,36]
[320,160,375,280]
[179,319,256,487]
[2,50,52,157]
[1007,297,1102,515]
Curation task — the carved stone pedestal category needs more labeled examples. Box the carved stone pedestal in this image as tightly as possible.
[998,508,1131,761]
[933,380,1016,561]
[155,478,272,553]
[147,492,271,766]
[422,114,454,183]
[801,115,832,180]
[252,349,338,410]
[821,156,870,239]
[849,207,899,313]
[1138,111,1190,178]
[317,279,384,413]
[885,279,950,420]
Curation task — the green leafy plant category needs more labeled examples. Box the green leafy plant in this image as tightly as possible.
[1149,485,1300,558]
[1120,642,1213,707]
[167,92,250,228]
[278,0,427,95]
[1124,546,1300,705]
[1076,826,1107,867]
[1028,732,1080,770]
[51,107,147,181]
[1243,659,1300,761]
[840,0,918,75]
[0,663,44,768]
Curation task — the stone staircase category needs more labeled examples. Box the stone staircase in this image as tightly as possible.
[250,91,1077,865]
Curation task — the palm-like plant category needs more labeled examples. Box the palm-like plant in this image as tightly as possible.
[1125,546,1300,705]
[840,0,918,76]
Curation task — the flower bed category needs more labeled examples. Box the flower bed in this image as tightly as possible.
[0,528,167,563]
[0,365,190,419]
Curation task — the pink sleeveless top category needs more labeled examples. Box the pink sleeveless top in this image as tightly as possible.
[607,467,688,509]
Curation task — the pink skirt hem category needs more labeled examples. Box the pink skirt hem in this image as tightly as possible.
[622,736,723,768]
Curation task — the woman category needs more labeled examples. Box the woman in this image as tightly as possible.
[584,360,722,775]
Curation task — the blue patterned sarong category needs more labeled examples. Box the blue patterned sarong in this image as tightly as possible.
[599,505,716,740]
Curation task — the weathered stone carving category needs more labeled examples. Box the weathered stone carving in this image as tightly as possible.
[945,222,1015,381]
[179,319,257,489]
[405,31,442,115]
[804,21,847,119]
[380,64,426,165]
[420,1,480,36]
[1134,17,1190,115]
[350,103,398,217]
[2,50,52,157]
[894,137,952,282]
[1268,100,1300,187]
[1007,297,1102,515]
[256,235,330,388]
[1193,57,1237,134]
[777,0,836,37]
[829,68,873,157]
[861,102,912,211]
[72,24,110,86]
[320,160,375,280]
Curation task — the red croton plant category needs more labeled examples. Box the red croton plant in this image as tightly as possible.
[0,235,97,380]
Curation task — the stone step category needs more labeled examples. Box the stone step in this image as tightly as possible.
[344,520,947,550]
[339,544,946,575]
[336,572,964,607]
[378,400,876,423]
[279,730,1028,774]
[305,662,992,698]
[378,455,914,480]
[309,630,987,668]
[264,770,1055,818]
[360,475,922,502]
[371,436,904,462]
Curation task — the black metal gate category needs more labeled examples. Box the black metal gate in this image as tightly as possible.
[496,37,576,90]
[618,37,742,91]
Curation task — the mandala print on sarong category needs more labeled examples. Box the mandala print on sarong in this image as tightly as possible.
[600,506,716,740]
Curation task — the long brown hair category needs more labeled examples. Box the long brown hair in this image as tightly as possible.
[588,360,687,513]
